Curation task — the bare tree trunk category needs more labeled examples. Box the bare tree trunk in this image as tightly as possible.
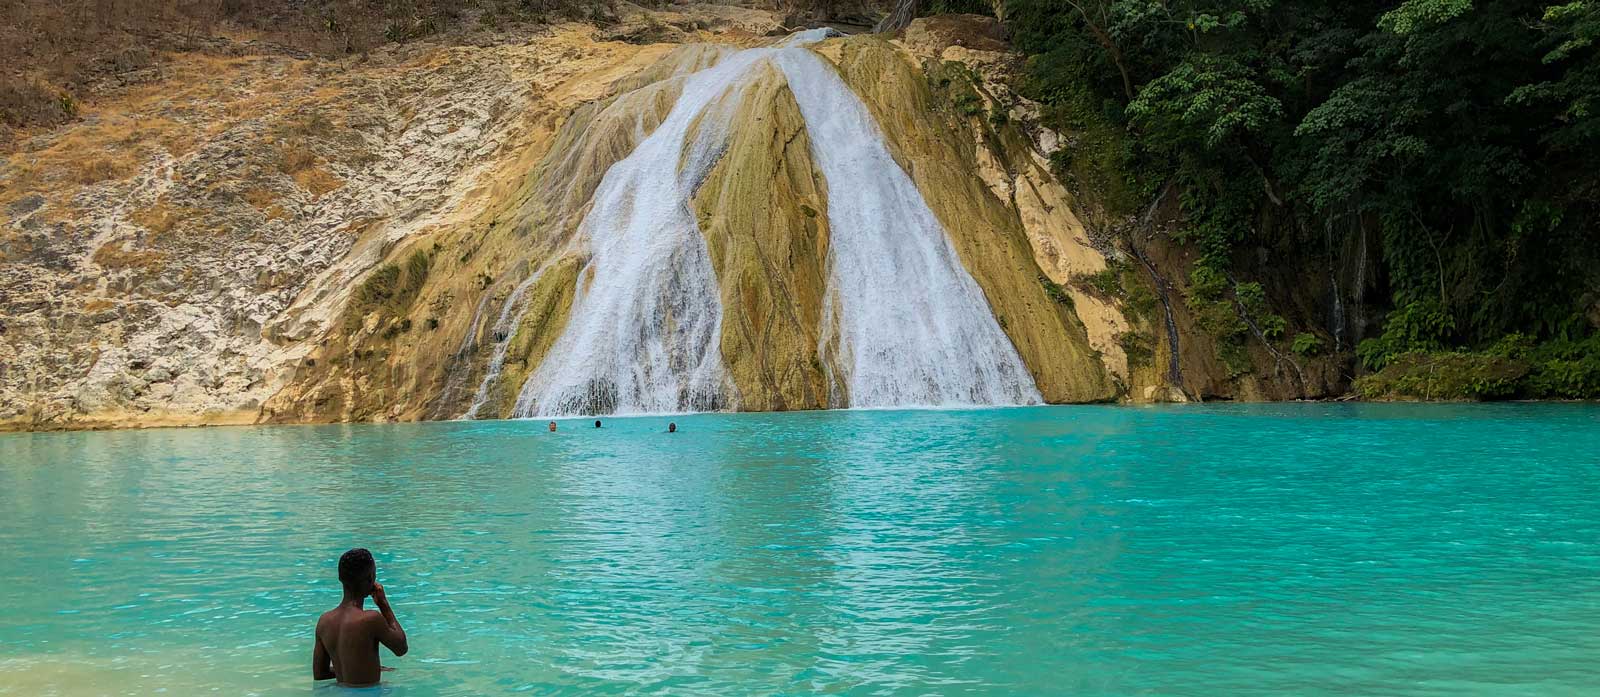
[1129,182,1193,400]
[1064,0,1135,101]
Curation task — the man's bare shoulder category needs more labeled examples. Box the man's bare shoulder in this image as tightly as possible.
[318,607,379,629]
[358,608,388,629]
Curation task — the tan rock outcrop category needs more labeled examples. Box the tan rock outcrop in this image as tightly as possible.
[694,65,836,410]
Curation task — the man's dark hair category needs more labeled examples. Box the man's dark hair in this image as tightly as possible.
[594,420,602,428]
[339,548,375,591]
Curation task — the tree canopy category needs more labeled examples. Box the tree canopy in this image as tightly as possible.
[989,0,1600,392]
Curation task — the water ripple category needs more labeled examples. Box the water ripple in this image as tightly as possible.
[1,404,1598,695]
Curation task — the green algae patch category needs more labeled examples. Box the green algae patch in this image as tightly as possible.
[693,65,836,410]
[1356,352,1529,401]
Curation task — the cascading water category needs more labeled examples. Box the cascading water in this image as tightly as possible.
[461,261,555,419]
[510,44,796,417]
[506,29,1040,417]
[772,50,1041,407]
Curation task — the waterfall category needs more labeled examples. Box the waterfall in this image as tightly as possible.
[772,50,1041,407]
[461,261,554,419]
[1327,217,1345,352]
[510,44,788,417]
[508,31,1040,417]
[1353,216,1369,343]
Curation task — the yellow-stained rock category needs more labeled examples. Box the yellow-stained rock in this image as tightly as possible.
[261,30,703,424]
[693,65,836,410]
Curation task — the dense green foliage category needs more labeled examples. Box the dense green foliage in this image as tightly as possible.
[989,0,1600,395]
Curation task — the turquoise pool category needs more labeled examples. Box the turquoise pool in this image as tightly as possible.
[2,404,1599,695]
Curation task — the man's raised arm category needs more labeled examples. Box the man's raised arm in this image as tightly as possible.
[370,583,408,657]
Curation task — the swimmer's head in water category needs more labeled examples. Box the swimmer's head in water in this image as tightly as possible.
[339,548,375,595]
[594,420,602,428]
[548,421,557,432]
[668,422,677,433]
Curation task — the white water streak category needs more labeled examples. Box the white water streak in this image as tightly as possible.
[461,261,555,419]
[511,45,802,417]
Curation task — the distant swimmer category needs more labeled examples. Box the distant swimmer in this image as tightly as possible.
[668,422,677,433]
[313,548,408,687]
[548,421,557,432]
[594,420,602,428]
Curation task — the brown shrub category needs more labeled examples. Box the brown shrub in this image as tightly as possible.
[72,156,136,184]
[274,110,336,140]
[243,187,279,208]
[0,77,76,129]
[128,204,182,236]
[294,166,345,197]
[278,141,317,174]
[244,187,290,219]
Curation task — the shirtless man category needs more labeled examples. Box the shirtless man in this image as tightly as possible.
[313,548,408,687]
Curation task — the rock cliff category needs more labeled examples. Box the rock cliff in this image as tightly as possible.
[0,7,1325,430]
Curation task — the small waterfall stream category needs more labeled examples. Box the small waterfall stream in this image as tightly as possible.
[461,261,555,419]
[502,30,1040,417]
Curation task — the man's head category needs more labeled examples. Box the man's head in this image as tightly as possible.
[339,548,376,596]
[668,422,677,433]
[594,420,602,428]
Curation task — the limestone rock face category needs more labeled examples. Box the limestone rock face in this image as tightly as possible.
[2,9,1177,430]
[694,65,836,411]
[0,23,688,429]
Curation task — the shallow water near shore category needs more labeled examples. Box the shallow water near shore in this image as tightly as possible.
[3,403,1599,696]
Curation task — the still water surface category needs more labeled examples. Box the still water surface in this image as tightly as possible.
[2,404,1599,695]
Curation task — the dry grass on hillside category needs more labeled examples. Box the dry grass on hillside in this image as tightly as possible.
[0,0,621,140]
[92,239,168,271]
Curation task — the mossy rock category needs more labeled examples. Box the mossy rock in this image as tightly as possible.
[344,249,431,335]
[1356,352,1529,401]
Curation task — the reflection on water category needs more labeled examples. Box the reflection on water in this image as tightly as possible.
[2,404,1600,695]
